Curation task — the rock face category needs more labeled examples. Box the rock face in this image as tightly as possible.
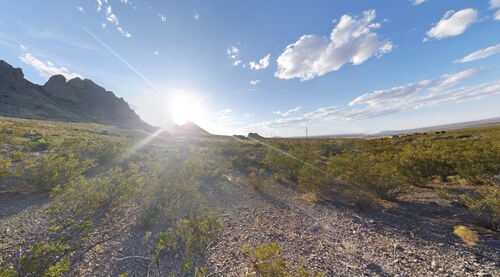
[0,60,153,131]
[247,132,263,139]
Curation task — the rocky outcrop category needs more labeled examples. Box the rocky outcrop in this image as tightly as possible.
[0,60,153,131]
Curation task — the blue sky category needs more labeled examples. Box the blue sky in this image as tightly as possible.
[1,0,500,136]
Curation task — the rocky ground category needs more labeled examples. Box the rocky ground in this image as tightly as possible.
[1,177,499,276]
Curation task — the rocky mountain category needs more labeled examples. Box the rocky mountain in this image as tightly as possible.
[0,60,153,131]
[174,121,209,136]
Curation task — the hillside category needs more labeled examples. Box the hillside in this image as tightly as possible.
[0,117,498,276]
[0,60,153,131]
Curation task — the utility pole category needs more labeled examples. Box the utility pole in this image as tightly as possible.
[305,125,308,139]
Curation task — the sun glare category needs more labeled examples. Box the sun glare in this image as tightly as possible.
[170,95,202,125]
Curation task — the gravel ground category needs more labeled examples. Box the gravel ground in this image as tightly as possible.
[1,179,499,276]
[0,193,49,269]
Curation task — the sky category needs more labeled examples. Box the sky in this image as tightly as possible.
[1,0,500,136]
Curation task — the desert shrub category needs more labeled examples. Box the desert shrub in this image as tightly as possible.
[0,157,10,180]
[10,151,25,162]
[23,152,94,192]
[353,194,376,211]
[329,153,408,201]
[262,142,310,182]
[398,144,454,186]
[451,140,500,184]
[298,163,330,195]
[453,226,478,247]
[152,213,222,275]
[243,242,324,277]
[459,185,500,230]
[177,213,223,255]
[49,167,136,217]
[244,243,288,276]
[249,171,264,191]
[0,268,18,277]
[19,241,70,277]
[32,137,51,150]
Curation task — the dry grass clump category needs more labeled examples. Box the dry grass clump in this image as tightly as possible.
[453,225,478,247]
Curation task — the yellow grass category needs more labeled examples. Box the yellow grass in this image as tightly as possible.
[453,225,478,247]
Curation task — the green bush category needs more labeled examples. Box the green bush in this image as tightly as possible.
[330,153,407,201]
[459,185,500,230]
[298,163,330,195]
[177,213,223,255]
[0,268,18,277]
[243,242,324,277]
[0,157,10,180]
[19,241,70,277]
[23,152,94,192]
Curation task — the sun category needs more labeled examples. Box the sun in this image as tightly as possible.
[170,96,202,125]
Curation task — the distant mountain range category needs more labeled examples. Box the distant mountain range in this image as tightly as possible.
[0,60,208,136]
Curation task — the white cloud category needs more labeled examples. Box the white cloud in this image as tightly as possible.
[158,13,166,23]
[249,54,270,70]
[455,43,500,63]
[249,80,260,86]
[495,9,500,20]
[117,26,131,38]
[96,2,131,38]
[247,68,500,132]
[20,44,27,51]
[19,53,83,80]
[226,45,242,66]
[275,10,392,81]
[96,0,104,12]
[491,0,500,9]
[425,9,477,41]
[281,106,302,117]
[154,51,159,55]
[194,12,200,20]
[412,0,426,5]
[347,68,488,119]
[77,6,84,13]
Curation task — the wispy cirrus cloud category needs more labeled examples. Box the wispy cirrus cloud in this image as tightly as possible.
[95,0,131,38]
[424,9,477,41]
[246,68,500,132]
[20,53,83,80]
[275,10,392,81]
[281,106,301,117]
[455,43,500,63]
[411,0,427,5]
